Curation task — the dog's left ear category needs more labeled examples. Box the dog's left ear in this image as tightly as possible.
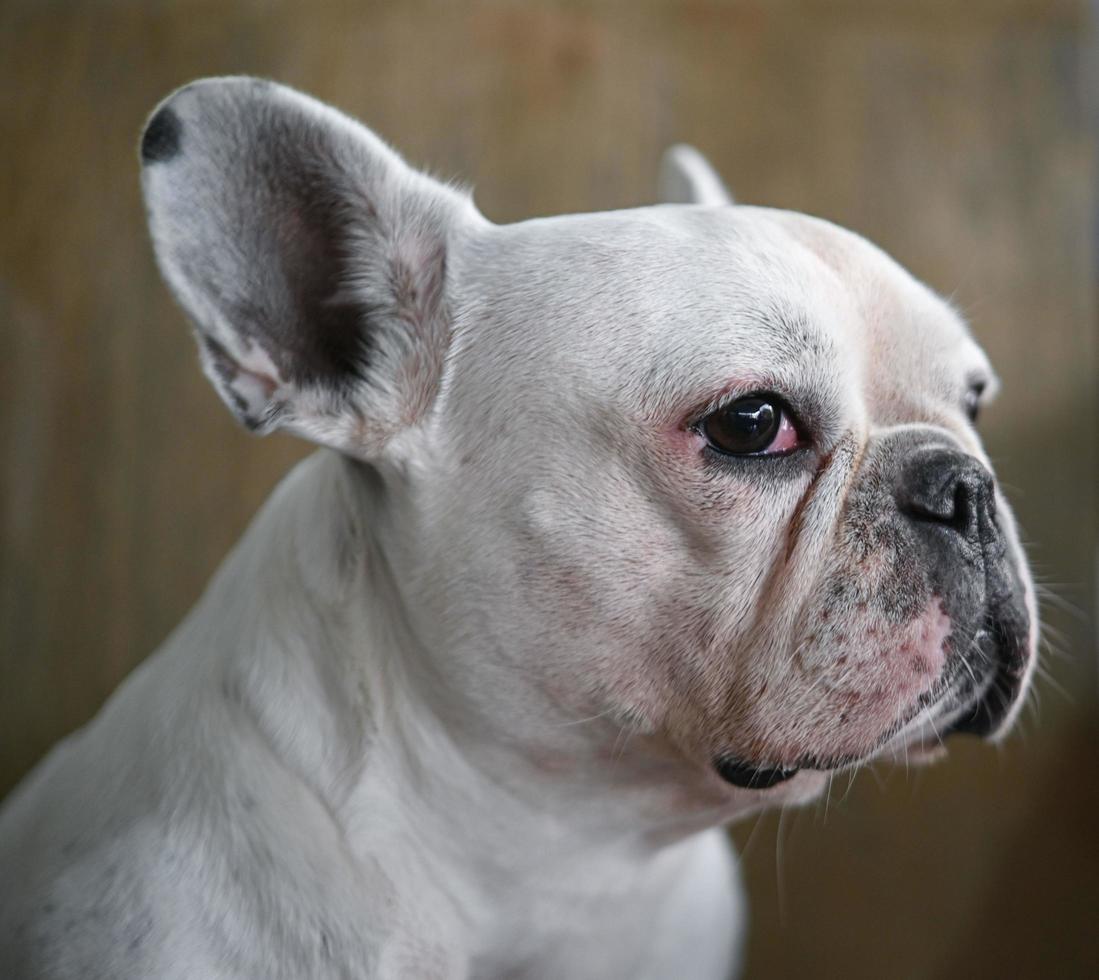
[658,144,733,206]
[140,76,482,457]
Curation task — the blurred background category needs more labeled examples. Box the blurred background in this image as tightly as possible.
[1,1,1095,977]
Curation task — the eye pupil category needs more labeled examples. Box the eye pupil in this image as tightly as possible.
[703,396,782,455]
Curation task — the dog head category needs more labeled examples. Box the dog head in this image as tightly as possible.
[141,78,1036,809]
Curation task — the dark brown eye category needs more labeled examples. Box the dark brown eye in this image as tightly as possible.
[964,383,985,423]
[701,396,799,456]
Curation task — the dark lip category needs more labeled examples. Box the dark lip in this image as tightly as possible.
[941,668,1015,737]
[941,617,1028,739]
[714,756,800,789]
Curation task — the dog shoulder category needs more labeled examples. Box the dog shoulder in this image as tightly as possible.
[0,716,392,980]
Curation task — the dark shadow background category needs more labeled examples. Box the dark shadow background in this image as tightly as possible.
[1,2,1096,977]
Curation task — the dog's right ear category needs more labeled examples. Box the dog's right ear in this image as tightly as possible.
[140,77,482,457]
[658,144,733,206]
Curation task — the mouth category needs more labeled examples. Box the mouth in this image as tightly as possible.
[938,620,1027,739]
[715,617,1030,790]
[714,755,801,789]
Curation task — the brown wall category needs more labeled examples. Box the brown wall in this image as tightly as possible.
[1,2,1096,977]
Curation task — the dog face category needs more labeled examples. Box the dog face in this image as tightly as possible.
[424,208,1035,794]
[141,79,1035,806]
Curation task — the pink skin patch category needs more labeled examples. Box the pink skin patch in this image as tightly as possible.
[822,599,953,761]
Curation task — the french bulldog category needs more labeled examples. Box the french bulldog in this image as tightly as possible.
[0,78,1037,979]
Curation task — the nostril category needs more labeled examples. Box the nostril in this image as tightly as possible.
[900,491,953,525]
[948,481,974,535]
[896,448,994,543]
[897,472,965,526]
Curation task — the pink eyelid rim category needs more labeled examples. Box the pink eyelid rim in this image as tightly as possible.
[672,379,806,455]
[679,406,803,456]
[764,411,801,454]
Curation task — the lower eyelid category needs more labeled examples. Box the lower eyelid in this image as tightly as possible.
[768,413,800,453]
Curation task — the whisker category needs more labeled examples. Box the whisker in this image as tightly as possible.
[1034,586,1085,620]
[866,763,886,793]
[840,763,862,804]
[738,811,768,863]
[925,711,945,749]
[775,804,790,928]
[549,706,618,729]
[1033,661,1074,706]
[821,771,835,825]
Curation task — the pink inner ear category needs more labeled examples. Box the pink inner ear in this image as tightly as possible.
[224,363,278,418]
[201,332,290,427]
[234,362,280,399]
[230,337,286,391]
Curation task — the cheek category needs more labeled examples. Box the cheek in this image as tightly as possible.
[840,599,951,707]
[511,483,696,678]
[800,599,953,758]
[823,592,950,676]
[720,596,954,766]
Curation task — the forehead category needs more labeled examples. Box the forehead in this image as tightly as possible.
[454,205,987,417]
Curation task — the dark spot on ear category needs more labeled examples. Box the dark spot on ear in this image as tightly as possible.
[141,106,182,164]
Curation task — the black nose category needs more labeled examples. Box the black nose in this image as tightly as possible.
[895,447,996,544]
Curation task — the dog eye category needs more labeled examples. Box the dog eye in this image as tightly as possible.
[700,395,801,456]
[963,382,985,424]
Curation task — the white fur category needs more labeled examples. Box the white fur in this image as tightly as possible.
[660,144,734,205]
[0,79,1036,979]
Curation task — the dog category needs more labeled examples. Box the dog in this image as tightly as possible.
[0,77,1037,979]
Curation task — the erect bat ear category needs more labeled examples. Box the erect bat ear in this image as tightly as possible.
[658,144,734,206]
[140,76,483,457]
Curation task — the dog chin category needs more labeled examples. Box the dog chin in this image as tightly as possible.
[772,769,831,803]
[838,686,991,774]
[872,709,955,769]
[713,686,992,799]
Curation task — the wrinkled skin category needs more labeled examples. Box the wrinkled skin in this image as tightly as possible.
[406,205,1036,797]
[0,79,1036,980]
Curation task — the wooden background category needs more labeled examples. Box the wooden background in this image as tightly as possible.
[1,1,1096,977]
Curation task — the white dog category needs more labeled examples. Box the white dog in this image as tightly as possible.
[0,78,1037,979]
